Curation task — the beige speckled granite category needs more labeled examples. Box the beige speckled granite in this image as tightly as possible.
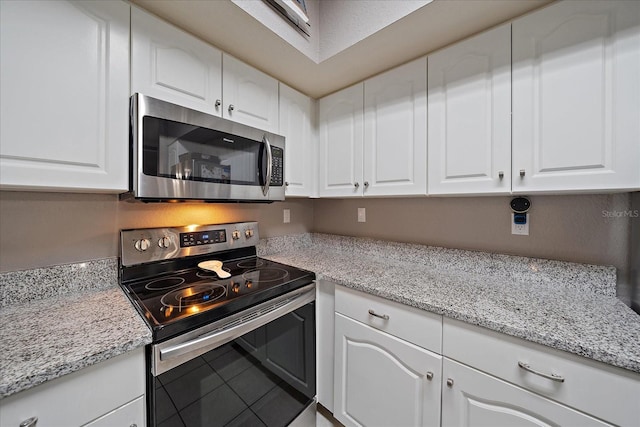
[0,260,152,399]
[260,233,640,374]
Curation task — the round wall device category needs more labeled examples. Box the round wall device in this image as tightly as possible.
[510,197,531,213]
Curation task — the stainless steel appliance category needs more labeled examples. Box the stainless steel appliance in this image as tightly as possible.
[119,222,315,427]
[123,94,285,202]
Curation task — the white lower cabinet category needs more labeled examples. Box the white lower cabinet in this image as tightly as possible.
[441,358,611,427]
[333,285,442,427]
[334,313,442,427]
[0,348,145,427]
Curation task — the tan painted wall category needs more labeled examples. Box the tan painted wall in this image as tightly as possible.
[0,191,635,306]
[0,191,314,272]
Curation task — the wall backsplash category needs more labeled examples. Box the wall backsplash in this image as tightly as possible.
[0,191,313,272]
[0,191,636,307]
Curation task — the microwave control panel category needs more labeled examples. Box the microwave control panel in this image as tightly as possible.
[270,146,284,186]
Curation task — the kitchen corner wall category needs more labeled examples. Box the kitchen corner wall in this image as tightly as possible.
[313,194,635,306]
[0,191,636,307]
[0,191,314,273]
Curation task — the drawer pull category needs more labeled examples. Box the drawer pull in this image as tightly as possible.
[368,309,389,320]
[518,361,565,383]
[426,371,434,381]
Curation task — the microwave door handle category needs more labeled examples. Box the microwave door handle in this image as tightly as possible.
[261,134,273,196]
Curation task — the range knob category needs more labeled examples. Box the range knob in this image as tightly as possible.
[232,230,241,240]
[158,236,170,248]
[245,229,254,238]
[134,238,151,252]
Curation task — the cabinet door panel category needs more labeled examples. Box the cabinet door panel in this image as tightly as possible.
[280,84,315,197]
[364,58,427,196]
[442,358,612,427]
[334,313,441,427]
[512,1,640,192]
[131,7,222,116]
[318,84,364,197]
[428,24,511,195]
[0,0,129,191]
[222,54,279,133]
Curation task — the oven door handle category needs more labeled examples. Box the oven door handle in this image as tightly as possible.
[159,285,315,362]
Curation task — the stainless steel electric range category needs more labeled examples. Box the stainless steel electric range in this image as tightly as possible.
[119,222,316,427]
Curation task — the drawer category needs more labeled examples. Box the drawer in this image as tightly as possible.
[335,285,442,353]
[442,317,640,426]
[0,347,145,427]
[83,396,145,427]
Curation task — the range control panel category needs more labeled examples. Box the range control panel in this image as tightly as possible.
[180,229,227,247]
[120,221,259,267]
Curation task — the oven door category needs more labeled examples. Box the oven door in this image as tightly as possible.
[148,284,315,427]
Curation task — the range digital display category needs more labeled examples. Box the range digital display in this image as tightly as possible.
[180,229,226,247]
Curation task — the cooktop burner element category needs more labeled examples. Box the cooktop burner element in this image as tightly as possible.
[145,277,185,291]
[242,267,289,282]
[236,258,265,269]
[119,222,316,342]
[160,283,227,310]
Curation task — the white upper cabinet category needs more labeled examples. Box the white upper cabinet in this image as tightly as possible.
[512,0,640,193]
[0,0,129,192]
[364,57,428,196]
[222,54,279,133]
[318,84,364,197]
[428,24,511,195]
[131,7,222,116]
[279,83,316,197]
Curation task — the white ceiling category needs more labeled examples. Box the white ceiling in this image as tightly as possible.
[131,0,553,98]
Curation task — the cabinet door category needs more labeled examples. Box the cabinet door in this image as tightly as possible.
[318,84,364,197]
[222,54,279,133]
[442,358,612,427]
[279,83,316,197]
[512,1,640,193]
[131,7,222,116]
[428,24,511,195]
[334,313,441,427]
[0,0,129,192]
[364,57,427,196]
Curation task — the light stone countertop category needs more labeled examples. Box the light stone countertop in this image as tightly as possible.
[0,259,152,399]
[259,233,640,374]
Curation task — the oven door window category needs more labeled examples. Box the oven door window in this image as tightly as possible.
[150,302,315,427]
[142,116,266,186]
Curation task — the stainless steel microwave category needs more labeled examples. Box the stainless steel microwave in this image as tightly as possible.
[122,94,285,202]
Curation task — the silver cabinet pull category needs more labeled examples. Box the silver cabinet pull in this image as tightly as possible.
[426,371,434,381]
[520,169,526,177]
[364,181,369,188]
[354,182,360,188]
[228,104,235,113]
[215,99,221,108]
[368,309,389,320]
[285,181,289,186]
[20,417,38,427]
[518,361,565,383]
[446,378,454,387]
[498,171,504,179]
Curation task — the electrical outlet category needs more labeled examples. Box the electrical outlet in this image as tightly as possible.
[357,208,366,223]
[283,209,290,224]
[511,213,529,235]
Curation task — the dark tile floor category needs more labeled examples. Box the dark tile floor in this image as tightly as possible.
[154,342,310,427]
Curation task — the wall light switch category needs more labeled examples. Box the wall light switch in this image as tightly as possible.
[283,209,290,224]
[511,213,529,235]
[358,208,366,223]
